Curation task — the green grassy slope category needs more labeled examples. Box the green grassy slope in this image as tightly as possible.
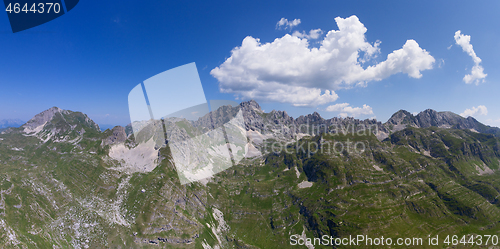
[1,123,500,248]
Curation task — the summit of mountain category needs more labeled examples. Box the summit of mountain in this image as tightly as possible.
[18,106,100,143]
[385,108,500,137]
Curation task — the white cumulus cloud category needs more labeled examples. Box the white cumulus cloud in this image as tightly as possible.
[454,31,487,85]
[460,105,488,118]
[237,84,338,107]
[292,28,323,39]
[325,103,374,118]
[276,18,301,30]
[212,15,435,107]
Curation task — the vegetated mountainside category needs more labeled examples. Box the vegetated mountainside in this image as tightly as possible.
[0,101,499,248]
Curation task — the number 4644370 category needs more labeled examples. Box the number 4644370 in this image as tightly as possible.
[444,235,499,246]
[6,3,61,14]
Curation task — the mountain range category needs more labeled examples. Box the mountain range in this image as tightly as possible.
[0,100,499,248]
[0,119,24,132]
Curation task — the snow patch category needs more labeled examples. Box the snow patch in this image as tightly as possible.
[202,240,218,249]
[108,138,159,173]
[247,130,273,145]
[0,219,21,246]
[23,121,47,134]
[295,166,301,178]
[476,163,494,175]
[298,181,313,188]
[69,135,83,145]
[291,227,315,249]
[207,208,229,248]
[244,142,261,158]
[296,133,311,140]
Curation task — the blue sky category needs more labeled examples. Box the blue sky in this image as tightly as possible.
[1,0,499,128]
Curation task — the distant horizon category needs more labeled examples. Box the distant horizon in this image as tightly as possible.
[4,99,500,131]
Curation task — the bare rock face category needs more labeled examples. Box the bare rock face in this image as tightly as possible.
[22,106,101,134]
[193,104,241,130]
[19,106,101,144]
[385,109,500,137]
[197,100,388,141]
[386,110,414,126]
[195,99,266,132]
[22,107,62,134]
[192,99,267,133]
[414,109,462,128]
[239,99,262,113]
[103,126,127,146]
[240,100,265,131]
[296,112,324,125]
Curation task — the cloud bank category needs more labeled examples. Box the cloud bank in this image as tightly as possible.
[460,105,488,118]
[325,103,374,117]
[486,118,500,127]
[211,15,435,107]
[454,31,487,85]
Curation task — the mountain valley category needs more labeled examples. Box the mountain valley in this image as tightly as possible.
[0,101,499,248]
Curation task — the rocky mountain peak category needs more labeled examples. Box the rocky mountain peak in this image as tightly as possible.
[414,109,460,128]
[384,108,500,138]
[103,126,127,146]
[20,106,100,143]
[386,110,414,126]
[268,110,290,119]
[239,99,262,113]
[22,106,63,133]
[296,112,325,125]
[311,111,322,119]
[420,108,438,115]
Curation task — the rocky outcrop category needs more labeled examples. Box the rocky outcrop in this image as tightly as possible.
[386,110,414,126]
[22,107,63,134]
[386,109,500,137]
[414,109,463,128]
[102,126,127,146]
[20,107,101,144]
[296,112,325,125]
